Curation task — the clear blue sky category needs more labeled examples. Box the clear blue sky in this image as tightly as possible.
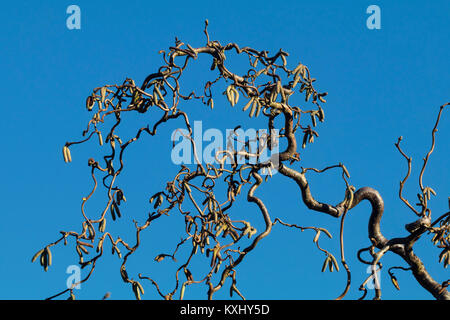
[0,0,449,300]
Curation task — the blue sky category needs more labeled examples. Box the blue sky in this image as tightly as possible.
[0,0,449,300]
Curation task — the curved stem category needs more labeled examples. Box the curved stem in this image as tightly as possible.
[279,163,449,300]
